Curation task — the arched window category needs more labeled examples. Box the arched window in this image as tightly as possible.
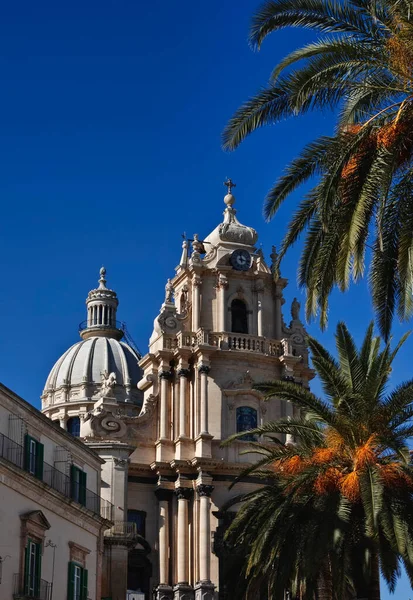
[236,407,258,441]
[67,417,80,437]
[231,299,248,334]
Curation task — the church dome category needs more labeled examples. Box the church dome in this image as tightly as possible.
[41,269,143,418]
[44,337,142,393]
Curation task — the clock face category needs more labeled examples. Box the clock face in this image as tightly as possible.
[230,249,251,271]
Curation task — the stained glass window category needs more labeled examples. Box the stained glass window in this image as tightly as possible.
[236,407,258,441]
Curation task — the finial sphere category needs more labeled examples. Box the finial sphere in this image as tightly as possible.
[224,193,235,207]
[100,266,106,277]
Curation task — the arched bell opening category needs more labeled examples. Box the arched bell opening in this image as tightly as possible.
[230,299,248,334]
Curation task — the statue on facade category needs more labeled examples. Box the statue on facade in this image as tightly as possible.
[291,297,301,321]
[100,371,117,397]
[165,278,174,304]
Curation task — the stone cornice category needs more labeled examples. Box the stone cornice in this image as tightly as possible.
[0,385,103,467]
[0,459,109,532]
[138,352,157,370]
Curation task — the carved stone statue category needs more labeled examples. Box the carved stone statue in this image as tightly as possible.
[291,297,301,321]
[179,285,189,314]
[165,278,174,304]
[100,371,117,397]
[191,234,204,263]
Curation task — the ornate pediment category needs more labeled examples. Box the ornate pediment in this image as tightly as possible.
[20,510,51,531]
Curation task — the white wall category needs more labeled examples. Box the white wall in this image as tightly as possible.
[0,477,99,600]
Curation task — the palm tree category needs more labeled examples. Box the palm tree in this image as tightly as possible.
[224,322,413,599]
[223,0,413,339]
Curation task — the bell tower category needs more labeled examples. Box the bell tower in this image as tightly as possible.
[134,183,314,600]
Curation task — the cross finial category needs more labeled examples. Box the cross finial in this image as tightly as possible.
[224,178,236,194]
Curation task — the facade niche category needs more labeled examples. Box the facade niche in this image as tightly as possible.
[230,299,248,334]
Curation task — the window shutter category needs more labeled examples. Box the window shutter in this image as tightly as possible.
[23,434,30,471]
[36,442,44,480]
[24,543,30,595]
[67,562,75,600]
[34,542,42,597]
[70,465,76,501]
[80,470,87,506]
[81,568,88,600]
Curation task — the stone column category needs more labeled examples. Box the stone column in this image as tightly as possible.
[198,365,210,435]
[174,487,194,600]
[159,370,171,440]
[178,368,189,438]
[88,443,134,600]
[155,488,174,600]
[217,273,228,332]
[192,276,201,332]
[257,291,263,337]
[195,484,215,600]
[195,364,213,458]
[275,289,283,340]
[285,400,294,445]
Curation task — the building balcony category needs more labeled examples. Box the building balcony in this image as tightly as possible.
[174,329,284,356]
[13,573,52,600]
[104,521,146,548]
[0,432,113,521]
[104,520,139,540]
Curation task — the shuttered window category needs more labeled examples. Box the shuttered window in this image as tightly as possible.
[70,465,87,506]
[24,435,44,480]
[24,538,41,597]
[67,562,88,600]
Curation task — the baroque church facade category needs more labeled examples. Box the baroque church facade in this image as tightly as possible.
[41,184,314,600]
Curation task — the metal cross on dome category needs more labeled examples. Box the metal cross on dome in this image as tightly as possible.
[224,178,236,193]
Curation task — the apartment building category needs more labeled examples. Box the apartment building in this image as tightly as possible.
[0,382,113,600]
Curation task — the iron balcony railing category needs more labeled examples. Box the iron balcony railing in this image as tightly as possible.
[78,319,142,357]
[13,573,52,600]
[0,432,113,521]
[79,318,126,332]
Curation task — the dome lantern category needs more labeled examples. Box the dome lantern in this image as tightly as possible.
[80,267,124,341]
[41,267,143,425]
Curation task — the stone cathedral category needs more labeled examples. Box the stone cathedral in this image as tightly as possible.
[41,183,313,600]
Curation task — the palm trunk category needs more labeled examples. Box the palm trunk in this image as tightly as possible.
[317,559,333,600]
[367,551,380,600]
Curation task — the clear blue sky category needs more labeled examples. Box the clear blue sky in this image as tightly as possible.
[0,1,412,596]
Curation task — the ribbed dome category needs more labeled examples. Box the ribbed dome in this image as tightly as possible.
[45,337,142,392]
[41,269,143,416]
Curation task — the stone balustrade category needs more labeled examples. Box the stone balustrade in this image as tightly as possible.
[173,329,283,356]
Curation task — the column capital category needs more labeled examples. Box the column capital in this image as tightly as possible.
[196,484,214,497]
[159,370,173,380]
[198,364,210,375]
[217,273,229,289]
[177,368,190,378]
[175,487,194,501]
[155,488,174,502]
